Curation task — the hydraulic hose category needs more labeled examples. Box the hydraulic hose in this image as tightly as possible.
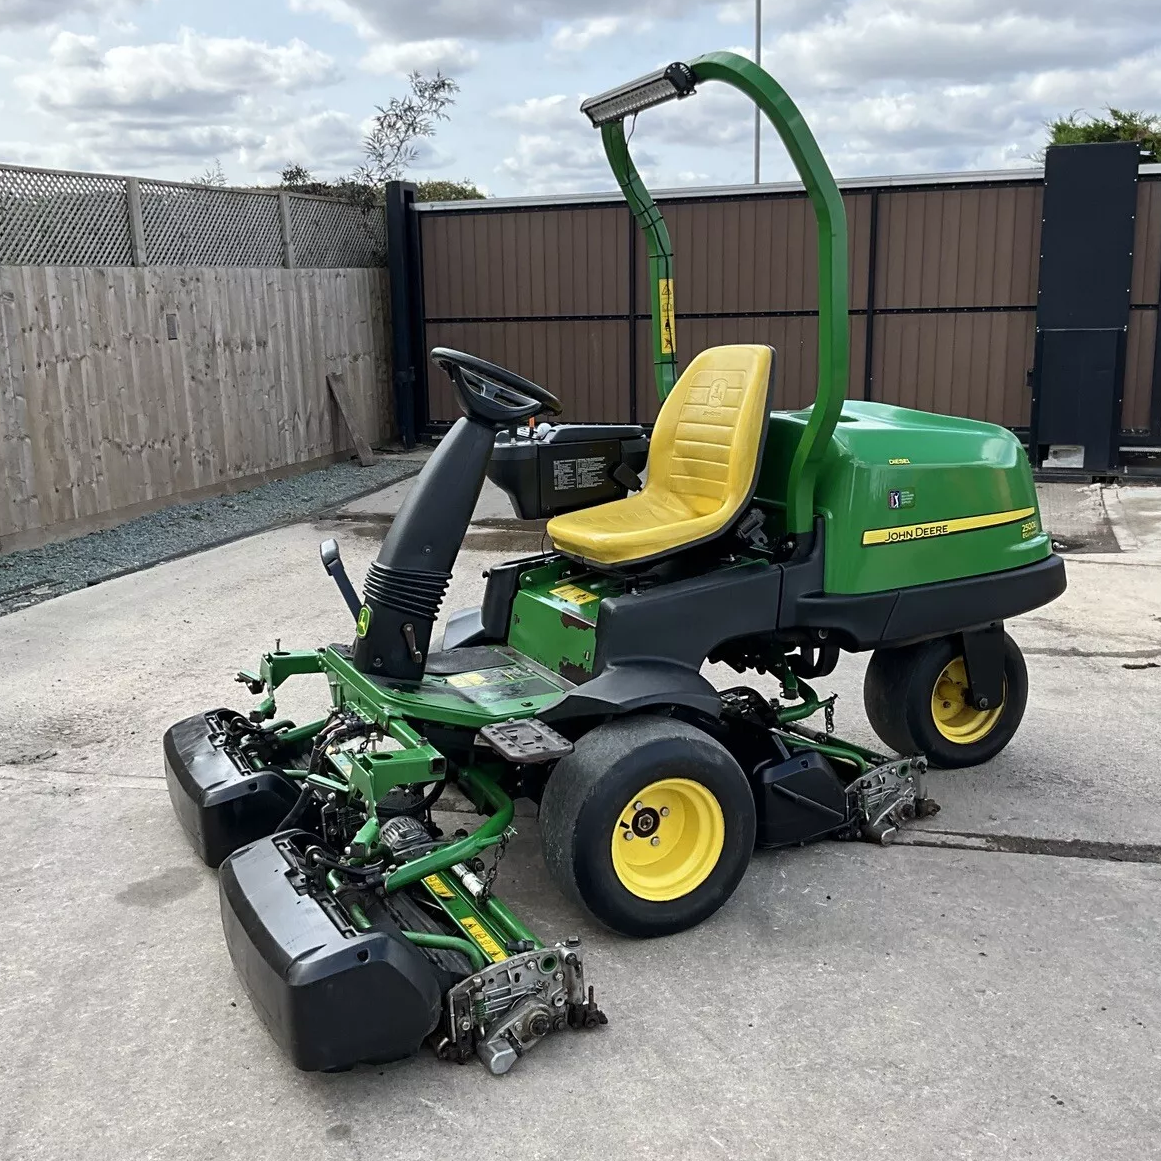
[403,931,489,971]
[276,784,315,831]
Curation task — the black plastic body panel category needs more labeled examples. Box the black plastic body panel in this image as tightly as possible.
[488,424,648,519]
[594,563,783,674]
[440,552,560,652]
[219,834,444,1072]
[785,553,1067,650]
[164,711,300,869]
[544,562,782,723]
[440,607,486,651]
[777,522,1067,651]
[751,751,850,848]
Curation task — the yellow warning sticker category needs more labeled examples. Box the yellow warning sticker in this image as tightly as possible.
[549,583,598,606]
[658,278,676,355]
[460,916,508,963]
[447,671,488,688]
[862,506,1036,546]
[423,874,455,899]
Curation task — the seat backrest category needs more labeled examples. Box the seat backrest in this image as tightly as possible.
[645,344,774,518]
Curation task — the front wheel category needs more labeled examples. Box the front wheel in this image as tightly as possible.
[538,716,756,937]
[863,632,1029,768]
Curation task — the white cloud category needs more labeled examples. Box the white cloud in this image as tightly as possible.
[718,0,846,27]
[551,16,637,52]
[7,29,357,182]
[497,132,616,195]
[359,38,478,76]
[295,0,710,44]
[771,6,1137,89]
[287,0,379,39]
[499,94,577,130]
[3,0,1161,197]
[239,108,363,174]
[0,0,140,29]
[19,28,338,119]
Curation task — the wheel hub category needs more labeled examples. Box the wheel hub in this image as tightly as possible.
[629,806,661,838]
[931,657,1005,745]
[610,778,725,902]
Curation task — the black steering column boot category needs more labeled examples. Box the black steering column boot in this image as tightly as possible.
[352,416,496,683]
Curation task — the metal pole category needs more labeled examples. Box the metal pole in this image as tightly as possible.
[753,0,762,183]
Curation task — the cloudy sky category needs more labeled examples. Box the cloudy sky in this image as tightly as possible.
[0,0,1158,196]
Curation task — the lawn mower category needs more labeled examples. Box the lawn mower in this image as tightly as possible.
[164,51,1066,1076]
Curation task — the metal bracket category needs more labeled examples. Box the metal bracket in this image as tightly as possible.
[961,624,1005,710]
[437,941,604,1075]
[847,756,933,844]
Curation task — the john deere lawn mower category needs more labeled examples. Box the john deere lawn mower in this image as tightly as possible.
[164,51,1065,1076]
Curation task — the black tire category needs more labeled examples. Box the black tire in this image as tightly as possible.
[863,632,1029,769]
[538,715,756,938]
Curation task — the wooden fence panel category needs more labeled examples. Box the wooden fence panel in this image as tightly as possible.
[0,265,391,546]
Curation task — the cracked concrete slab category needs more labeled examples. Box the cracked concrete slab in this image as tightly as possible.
[1,483,1159,1160]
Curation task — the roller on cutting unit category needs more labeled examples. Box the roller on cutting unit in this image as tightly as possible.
[164,50,1064,1076]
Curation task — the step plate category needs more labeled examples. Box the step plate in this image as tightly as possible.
[477,718,575,764]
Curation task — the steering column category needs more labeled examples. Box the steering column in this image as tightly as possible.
[351,349,562,684]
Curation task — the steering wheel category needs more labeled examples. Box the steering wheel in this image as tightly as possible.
[431,348,563,426]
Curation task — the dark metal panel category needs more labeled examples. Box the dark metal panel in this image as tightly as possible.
[385,181,425,447]
[1032,141,1139,469]
[846,192,872,313]
[418,212,451,319]
[876,186,1041,309]
[629,190,868,317]
[873,313,1034,426]
[1123,310,1156,431]
[1036,329,1125,471]
[633,315,866,424]
[1037,142,1139,330]
[1131,180,1161,306]
[424,319,629,424]
[423,205,627,321]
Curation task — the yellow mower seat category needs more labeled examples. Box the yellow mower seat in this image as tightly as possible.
[546,344,775,567]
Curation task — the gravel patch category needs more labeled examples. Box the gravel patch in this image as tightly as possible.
[0,456,421,616]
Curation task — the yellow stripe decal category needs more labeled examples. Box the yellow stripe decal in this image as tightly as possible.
[422,874,455,899]
[460,916,508,963]
[862,506,1036,547]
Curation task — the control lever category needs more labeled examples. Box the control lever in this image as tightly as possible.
[735,509,769,549]
[319,539,362,622]
[610,462,643,493]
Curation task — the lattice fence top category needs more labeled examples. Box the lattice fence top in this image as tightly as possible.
[290,196,384,268]
[0,166,133,266]
[0,163,383,269]
[139,180,284,267]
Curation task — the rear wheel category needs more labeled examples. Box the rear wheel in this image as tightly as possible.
[864,632,1029,768]
[538,715,756,937]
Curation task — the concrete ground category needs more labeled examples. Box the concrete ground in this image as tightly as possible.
[1,479,1159,1160]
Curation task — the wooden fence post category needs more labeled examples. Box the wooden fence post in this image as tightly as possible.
[126,177,147,266]
[279,193,297,269]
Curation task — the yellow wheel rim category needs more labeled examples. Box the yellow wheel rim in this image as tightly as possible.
[931,657,1005,745]
[609,778,725,902]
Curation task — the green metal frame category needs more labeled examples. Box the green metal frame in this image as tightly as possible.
[250,647,546,957]
[597,49,850,535]
[602,121,679,400]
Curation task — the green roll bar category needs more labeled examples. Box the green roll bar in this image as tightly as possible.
[583,50,850,536]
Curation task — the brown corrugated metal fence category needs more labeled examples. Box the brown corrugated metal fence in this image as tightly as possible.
[416,172,1161,443]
